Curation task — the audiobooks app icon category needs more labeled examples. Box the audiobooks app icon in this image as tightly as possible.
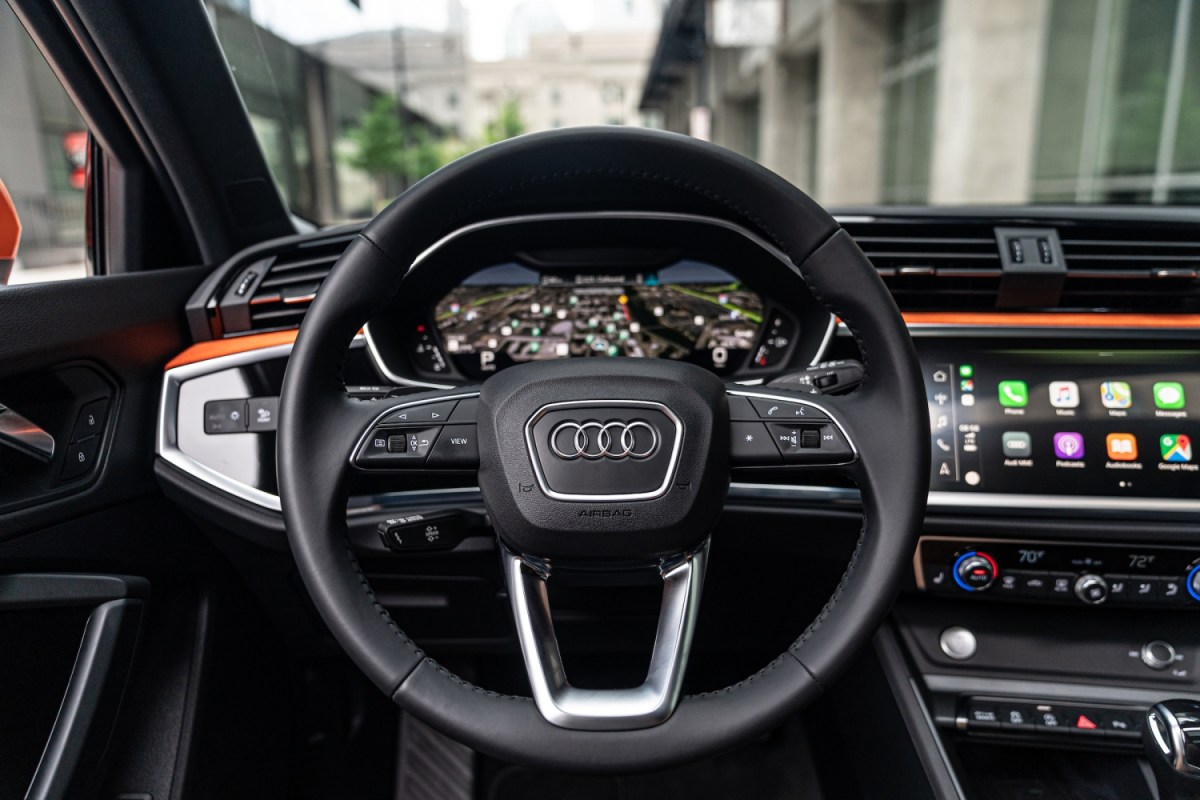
[1106,433,1138,461]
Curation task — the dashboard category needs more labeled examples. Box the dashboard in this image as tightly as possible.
[175,209,1200,517]
[156,207,1200,799]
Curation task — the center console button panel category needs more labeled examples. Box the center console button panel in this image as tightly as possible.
[962,696,1145,742]
[917,536,1200,609]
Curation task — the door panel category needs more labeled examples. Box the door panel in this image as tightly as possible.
[0,266,209,798]
[0,267,208,538]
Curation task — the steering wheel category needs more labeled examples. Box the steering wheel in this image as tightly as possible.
[277,128,928,772]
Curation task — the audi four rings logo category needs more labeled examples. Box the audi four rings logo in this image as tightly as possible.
[550,420,659,460]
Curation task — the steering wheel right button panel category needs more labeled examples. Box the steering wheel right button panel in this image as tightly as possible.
[766,421,854,464]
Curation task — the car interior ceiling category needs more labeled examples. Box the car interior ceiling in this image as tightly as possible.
[2,1,1200,799]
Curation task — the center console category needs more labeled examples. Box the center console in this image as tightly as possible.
[916,537,1200,611]
[885,332,1200,800]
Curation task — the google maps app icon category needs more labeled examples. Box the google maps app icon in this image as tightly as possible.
[1161,434,1193,463]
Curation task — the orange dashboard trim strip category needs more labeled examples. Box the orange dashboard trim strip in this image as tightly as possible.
[902,312,1200,329]
[164,330,298,370]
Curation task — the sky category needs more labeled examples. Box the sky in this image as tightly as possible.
[249,0,596,61]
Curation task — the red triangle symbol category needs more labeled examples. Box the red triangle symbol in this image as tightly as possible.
[1076,715,1098,730]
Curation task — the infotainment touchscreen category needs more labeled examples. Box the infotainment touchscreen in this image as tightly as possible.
[920,346,1199,500]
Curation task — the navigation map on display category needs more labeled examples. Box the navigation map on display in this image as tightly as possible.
[433,262,766,377]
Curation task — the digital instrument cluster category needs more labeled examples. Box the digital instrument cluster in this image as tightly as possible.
[417,261,793,380]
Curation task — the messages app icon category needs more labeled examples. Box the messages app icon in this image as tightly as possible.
[1154,382,1186,410]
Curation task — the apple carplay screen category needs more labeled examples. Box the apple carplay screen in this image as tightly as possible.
[921,346,1199,500]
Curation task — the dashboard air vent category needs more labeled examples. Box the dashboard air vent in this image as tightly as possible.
[216,238,350,335]
[838,219,1003,310]
[1056,224,1200,312]
[246,249,340,330]
[841,217,1200,312]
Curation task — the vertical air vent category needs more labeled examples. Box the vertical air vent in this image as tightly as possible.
[216,238,351,335]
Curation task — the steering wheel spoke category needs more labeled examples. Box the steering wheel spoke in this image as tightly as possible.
[504,541,708,731]
[727,387,859,476]
[350,390,481,472]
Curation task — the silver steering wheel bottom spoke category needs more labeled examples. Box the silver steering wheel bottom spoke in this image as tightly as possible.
[504,540,709,731]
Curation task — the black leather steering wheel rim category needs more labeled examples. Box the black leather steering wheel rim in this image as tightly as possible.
[277,127,928,772]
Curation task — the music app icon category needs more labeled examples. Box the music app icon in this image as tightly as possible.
[1049,381,1079,408]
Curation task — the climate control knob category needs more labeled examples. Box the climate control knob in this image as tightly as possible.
[1074,574,1109,605]
[954,552,997,592]
[1140,640,1177,671]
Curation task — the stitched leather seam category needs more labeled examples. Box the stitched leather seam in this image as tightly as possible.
[790,508,868,654]
[343,541,427,660]
[423,658,531,702]
[687,651,794,699]
[794,232,871,392]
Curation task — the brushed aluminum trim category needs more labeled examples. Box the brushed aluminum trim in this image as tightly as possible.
[504,541,707,730]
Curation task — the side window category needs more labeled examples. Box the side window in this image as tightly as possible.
[0,3,90,285]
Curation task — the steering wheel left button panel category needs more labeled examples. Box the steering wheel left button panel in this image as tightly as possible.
[353,392,480,469]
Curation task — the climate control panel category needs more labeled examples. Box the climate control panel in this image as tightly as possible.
[917,536,1200,608]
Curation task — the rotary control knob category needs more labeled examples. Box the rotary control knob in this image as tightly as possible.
[954,552,997,592]
[1141,641,1178,671]
[1074,574,1108,605]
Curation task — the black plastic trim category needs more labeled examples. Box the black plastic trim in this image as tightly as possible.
[0,574,147,800]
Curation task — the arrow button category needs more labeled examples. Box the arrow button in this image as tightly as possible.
[382,399,459,425]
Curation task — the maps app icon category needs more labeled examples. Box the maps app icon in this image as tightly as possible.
[1161,434,1193,463]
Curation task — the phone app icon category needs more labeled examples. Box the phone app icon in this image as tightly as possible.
[1161,434,1193,463]
[998,380,1028,408]
[1154,382,1186,410]
[1049,381,1079,408]
[1100,381,1132,409]
[1053,432,1084,460]
[1002,431,1032,457]
[1106,433,1138,461]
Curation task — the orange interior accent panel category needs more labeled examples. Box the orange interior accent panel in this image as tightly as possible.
[902,312,1200,329]
[165,329,299,370]
[0,178,21,261]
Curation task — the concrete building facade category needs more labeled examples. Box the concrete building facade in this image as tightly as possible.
[641,0,1200,207]
[310,0,664,145]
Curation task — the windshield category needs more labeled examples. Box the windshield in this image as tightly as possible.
[206,0,1200,226]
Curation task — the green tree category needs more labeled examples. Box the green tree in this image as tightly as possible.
[345,95,407,208]
[483,99,525,145]
[345,95,459,208]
